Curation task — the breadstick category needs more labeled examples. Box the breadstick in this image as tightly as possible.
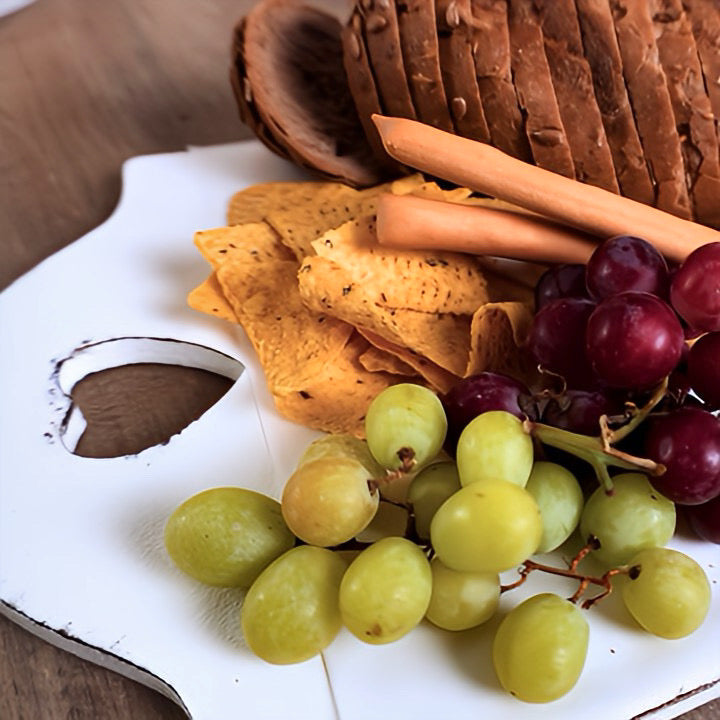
[372,114,720,262]
[377,193,597,264]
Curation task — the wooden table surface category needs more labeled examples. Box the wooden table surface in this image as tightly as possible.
[0,1,718,719]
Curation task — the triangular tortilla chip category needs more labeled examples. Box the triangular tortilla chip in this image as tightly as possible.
[187,272,236,322]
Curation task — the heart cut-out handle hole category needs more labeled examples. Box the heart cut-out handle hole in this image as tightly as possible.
[71,363,233,458]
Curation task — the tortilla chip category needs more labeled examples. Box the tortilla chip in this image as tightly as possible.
[298,255,472,376]
[227,182,333,225]
[273,332,415,437]
[357,344,418,376]
[187,272,236,322]
[194,222,294,271]
[311,216,490,315]
[217,256,354,391]
[465,302,535,380]
[356,328,460,396]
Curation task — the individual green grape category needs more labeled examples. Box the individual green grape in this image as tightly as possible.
[164,487,295,588]
[281,457,379,547]
[580,473,676,567]
[430,479,542,573]
[621,547,711,639]
[407,461,462,540]
[493,593,589,703]
[297,433,384,476]
[525,461,584,553]
[425,556,500,631]
[339,536,432,644]
[364,383,447,471]
[241,545,347,664]
[455,410,534,487]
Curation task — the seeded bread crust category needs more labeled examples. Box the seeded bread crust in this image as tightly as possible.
[682,0,720,150]
[361,0,418,121]
[574,0,655,205]
[397,0,455,131]
[507,0,575,178]
[436,0,491,141]
[610,0,693,219]
[534,0,619,193]
[652,0,720,227]
[470,0,533,161]
[343,9,404,174]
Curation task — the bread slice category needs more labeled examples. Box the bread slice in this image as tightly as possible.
[396,0,455,131]
[507,0,575,178]
[609,0,693,219]
[436,0,491,142]
[534,0,619,193]
[682,0,720,150]
[342,8,404,175]
[574,0,655,205]
[362,0,417,120]
[469,0,532,161]
[241,0,388,186]
[651,0,720,228]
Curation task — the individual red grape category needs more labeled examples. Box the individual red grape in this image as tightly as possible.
[644,407,720,505]
[441,372,536,453]
[670,242,720,332]
[541,389,624,436]
[535,264,589,309]
[687,332,720,410]
[684,495,720,544]
[527,297,598,389]
[585,292,684,390]
[586,235,669,300]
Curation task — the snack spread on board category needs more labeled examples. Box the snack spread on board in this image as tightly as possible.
[172,0,720,710]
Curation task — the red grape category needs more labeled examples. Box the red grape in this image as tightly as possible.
[670,242,720,332]
[687,332,720,410]
[441,372,536,453]
[585,292,684,390]
[535,264,589,309]
[684,495,720,544]
[586,235,669,300]
[644,407,720,505]
[541,389,623,436]
[527,297,598,389]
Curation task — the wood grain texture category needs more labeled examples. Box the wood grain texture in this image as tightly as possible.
[0,1,718,719]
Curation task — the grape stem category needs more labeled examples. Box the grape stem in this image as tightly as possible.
[601,376,669,446]
[367,447,416,495]
[525,417,664,494]
[500,537,631,609]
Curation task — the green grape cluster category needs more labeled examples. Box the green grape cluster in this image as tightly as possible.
[163,382,713,702]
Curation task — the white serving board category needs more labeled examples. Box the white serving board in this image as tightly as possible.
[0,141,718,720]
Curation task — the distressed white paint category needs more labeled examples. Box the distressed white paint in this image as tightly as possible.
[0,142,718,720]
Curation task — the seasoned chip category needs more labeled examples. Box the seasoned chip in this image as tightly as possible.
[227,182,331,225]
[187,272,237,322]
[194,222,293,270]
[298,255,472,376]
[311,216,490,314]
[274,332,413,437]
[358,343,418,376]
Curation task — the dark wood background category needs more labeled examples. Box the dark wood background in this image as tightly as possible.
[0,1,718,718]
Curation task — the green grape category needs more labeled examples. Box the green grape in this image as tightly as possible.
[339,536,432,644]
[364,383,447,471]
[164,487,295,588]
[430,479,542,573]
[621,547,711,639]
[525,461,584,553]
[425,556,500,631]
[241,545,347,664]
[493,593,589,703]
[455,410,534,487]
[281,457,379,547]
[580,472,676,567]
[407,461,462,540]
[297,433,384,476]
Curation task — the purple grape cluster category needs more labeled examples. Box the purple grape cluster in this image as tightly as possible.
[526,237,720,534]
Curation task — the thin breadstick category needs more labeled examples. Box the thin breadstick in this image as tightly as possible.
[372,114,720,262]
[376,193,597,264]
